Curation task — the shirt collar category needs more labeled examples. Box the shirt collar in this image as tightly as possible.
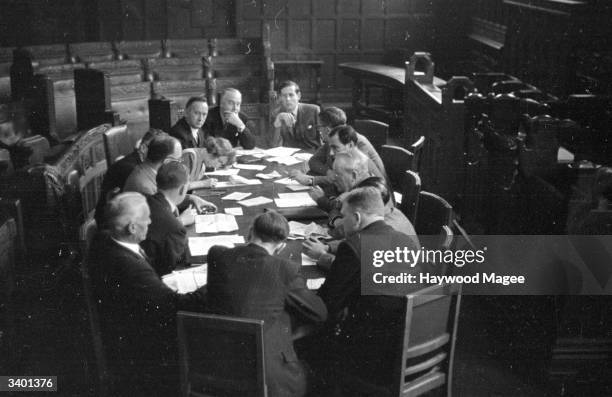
[162,192,178,214]
[112,237,143,258]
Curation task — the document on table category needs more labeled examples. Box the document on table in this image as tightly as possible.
[274,177,305,186]
[263,146,301,157]
[221,192,252,201]
[307,278,326,290]
[266,156,303,166]
[233,163,267,171]
[274,192,317,208]
[286,184,311,191]
[215,178,262,188]
[236,148,266,156]
[162,264,207,294]
[301,253,317,266]
[203,168,241,176]
[224,207,243,216]
[294,152,313,161]
[188,235,245,256]
[288,221,331,239]
[255,170,282,180]
[195,214,239,233]
[238,196,273,207]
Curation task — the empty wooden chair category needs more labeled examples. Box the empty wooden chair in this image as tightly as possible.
[354,119,388,152]
[415,191,453,236]
[398,170,421,224]
[177,311,266,397]
[103,124,132,166]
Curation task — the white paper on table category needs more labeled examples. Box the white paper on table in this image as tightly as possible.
[195,213,239,233]
[288,221,331,238]
[162,264,207,293]
[215,179,262,188]
[263,146,301,157]
[236,148,265,156]
[238,196,273,207]
[221,191,252,201]
[266,156,303,166]
[203,168,241,176]
[255,170,282,180]
[286,184,311,192]
[233,163,267,171]
[274,177,303,186]
[294,152,313,161]
[278,192,313,200]
[274,193,317,208]
[224,207,244,216]
[301,253,317,266]
[188,235,245,256]
[307,278,326,290]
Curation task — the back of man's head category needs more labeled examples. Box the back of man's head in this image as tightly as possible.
[251,210,289,243]
[329,124,358,145]
[334,148,369,176]
[355,176,391,205]
[320,107,347,128]
[147,135,180,163]
[137,128,167,160]
[105,192,147,237]
[344,186,385,218]
[157,161,188,191]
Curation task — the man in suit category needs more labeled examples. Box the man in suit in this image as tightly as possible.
[202,88,256,149]
[141,161,189,277]
[89,192,207,396]
[170,95,209,149]
[270,80,320,150]
[207,211,328,397]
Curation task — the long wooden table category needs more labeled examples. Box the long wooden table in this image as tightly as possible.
[185,151,325,283]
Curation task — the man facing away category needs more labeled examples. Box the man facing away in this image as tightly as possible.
[206,210,328,397]
[170,95,209,149]
[203,87,256,149]
[270,80,320,150]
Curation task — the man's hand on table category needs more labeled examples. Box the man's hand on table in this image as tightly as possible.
[190,178,218,190]
[302,237,329,261]
[309,186,325,201]
[288,169,313,186]
[179,205,197,226]
[186,194,218,213]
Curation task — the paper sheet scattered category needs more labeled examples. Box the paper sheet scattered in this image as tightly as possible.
[203,168,241,176]
[301,253,317,266]
[224,207,243,216]
[238,196,273,207]
[267,156,303,166]
[288,221,331,239]
[286,184,311,191]
[294,152,313,161]
[307,278,326,290]
[274,192,317,208]
[215,179,262,188]
[162,264,207,293]
[236,148,266,156]
[274,177,305,186]
[255,170,282,180]
[263,147,301,157]
[233,163,267,171]
[195,214,239,233]
[188,235,245,256]
[221,192,252,201]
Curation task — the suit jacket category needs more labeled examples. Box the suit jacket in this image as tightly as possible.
[207,243,328,397]
[203,106,256,149]
[141,192,187,276]
[317,220,426,387]
[88,232,206,394]
[170,117,207,149]
[271,103,320,150]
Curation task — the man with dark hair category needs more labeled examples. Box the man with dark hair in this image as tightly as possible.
[89,192,207,396]
[270,80,320,149]
[207,210,327,397]
[202,88,256,149]
[141,161,190,276]
[170,95,209,149]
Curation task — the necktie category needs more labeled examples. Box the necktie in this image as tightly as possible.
[173,208,180,218]
[138,247,150,262]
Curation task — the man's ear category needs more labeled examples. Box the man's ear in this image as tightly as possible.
[127,222,136,235]
[354,212,362,228]
[178,184,186,196]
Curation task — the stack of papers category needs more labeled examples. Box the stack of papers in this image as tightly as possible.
[203,168,241,176]
[255,170,282,180]
[238,196,273,207]
[274,192,317,208]
[233,163,267,171]
[189,235,245,256]
[225,207,243,216]
[221,192,251,201]
[286,184,311,192]
[263,147,301,157]
[288,221,331,239]
[194,214,239,233]
[162,264,207,293]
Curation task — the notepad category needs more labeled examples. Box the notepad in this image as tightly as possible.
[307,278,326,290]
[195,214,239,233]
[301,253,317,267]
[288,221,330,238]
[233,163,267,171]
[255,170,282,180]
[263,146,301,157]
[162,264,207,294]
[221,191,252,201]
[274,192,317,208]
[224,207,243,216]
[188,235,245,256]
[274,177,304,186]
[203,168,241,176]
[238,196,273,207]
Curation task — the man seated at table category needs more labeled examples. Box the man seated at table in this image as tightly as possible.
[206,210,328,397]
[300,187,423,393]
[290,107,384,187]
[123,135,217,225]
[170,95,209,149]
[202,88,256,149]
[303,176,419,270]
[141,161,190,277]
[88,192,207,396]
[270,80,320,150]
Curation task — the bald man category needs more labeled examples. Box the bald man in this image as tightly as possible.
[203,88,256,149]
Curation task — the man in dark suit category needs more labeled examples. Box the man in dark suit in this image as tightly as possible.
[207,211,328,397]
[203,88,256,149]
[89,192,207,396]
[141,161,190,277]
[170,95,209,149]
[270,80,320,150]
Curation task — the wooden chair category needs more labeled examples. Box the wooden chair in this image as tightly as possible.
[181,149,201,183]
[354,119,388,153]
[414,191,453,236]
[103,124,132,166]
[398,170,421,224]
[20,134,50,165]
[381,139,424,194]
[177,311,267,397]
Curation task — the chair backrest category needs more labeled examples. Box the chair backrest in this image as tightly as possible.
[114,40,164,60]
[0,215,17,365]
[20,135,50,165]
[0,148,13,175]
[177,311,267,397]
[181,149,200,182]
[69,42,115,64]
[395,283,461,397]
[415,191,453,236]
[399,170,421,224]
[354,119,388,153]
[409,136,426,175]
[380,144,416,193]
[103,124,132,166]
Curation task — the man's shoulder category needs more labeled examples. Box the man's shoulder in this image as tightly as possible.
[299,103,320,114]
[170,118,189,134]
[356,133,375,151]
